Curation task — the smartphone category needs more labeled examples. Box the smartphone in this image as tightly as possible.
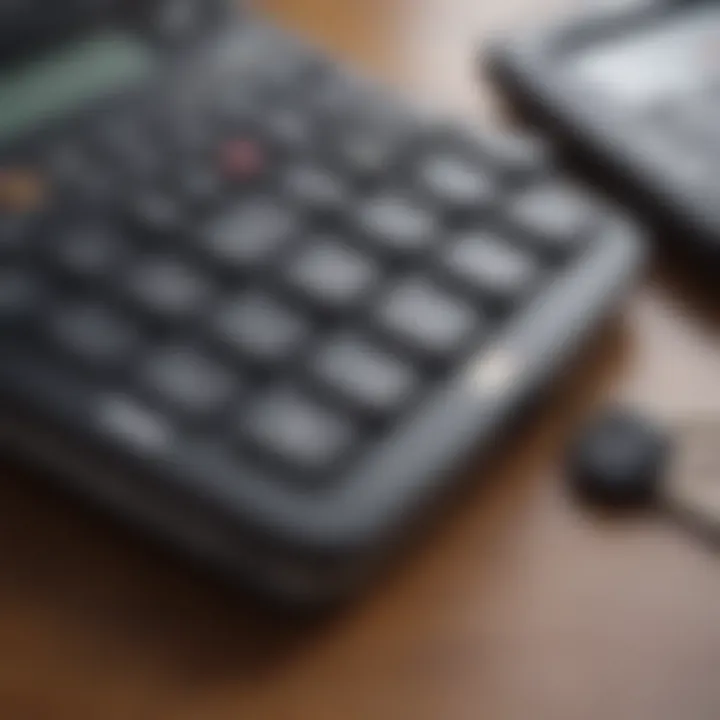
[484,0,720,268]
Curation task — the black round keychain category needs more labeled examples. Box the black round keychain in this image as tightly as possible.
[567,408,720,546]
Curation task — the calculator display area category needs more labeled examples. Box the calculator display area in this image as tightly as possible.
[0,30,155,145]
[570,6,720,112]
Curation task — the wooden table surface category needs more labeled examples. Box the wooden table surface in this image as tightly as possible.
[1,2,719,718]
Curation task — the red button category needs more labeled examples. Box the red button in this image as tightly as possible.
[219,139,265,182]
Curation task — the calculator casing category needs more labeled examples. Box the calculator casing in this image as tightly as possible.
[485,0,720,268]
[0,3,645,605]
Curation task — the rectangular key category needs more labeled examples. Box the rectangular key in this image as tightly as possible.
[416,150,496,215]
[0,215,34,257]
[442,232,539,306]
[124,257,213,321]
[241,389,356,476]
[51,225,128,284]
[281,162,348,218]
[311,335,418,417]
[284,239,379,313]
[0,268,43,334]
[356,194,438,258]
[213,292,309,366]
[127,189,186,236]
[376,277,482,363]
[47,302,139,369]
[201,200,297,272]
[507,183,598,257]
[140,347,238,420]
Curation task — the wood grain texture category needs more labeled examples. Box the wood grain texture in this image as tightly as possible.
[0,1,718,718]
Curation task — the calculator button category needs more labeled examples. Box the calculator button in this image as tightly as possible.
[443,232,539,305]
[284,239,378,312]
[127,190,186,236]
[125,258,213,321]
[311,73,369,120]
[169,115,213,160]
[201,200,296,272]
[48,304,139,368]
[149,0,220,44]
[47,145,108,201]
[213,89,261,132]
[52,226,127,283]
[214,293,309,365]
[334,130,398,182]
[311,336,418,417]
[47,145,88,186]
[377,278,481,362]
[218,138,267,185]
[94,114,141,148]
[0,269,42,324]
[257,45,325,94]
[119,149,164,184]
[417,154,495,214]
[508,184,597,256]
[282,163,348,217]
[242,389,355,474]
[0,215,33,256]
[141,348,237,419]
[357,194,437,257]
[176,164,223,207]
[266,108,314,151]
[95,118,163,181]
[97,395,174,454]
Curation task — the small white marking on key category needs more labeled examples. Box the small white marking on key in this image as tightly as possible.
[466,349,521,395]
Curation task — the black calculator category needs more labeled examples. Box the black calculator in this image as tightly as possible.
[0,0,643,604]
[485,0,720,268]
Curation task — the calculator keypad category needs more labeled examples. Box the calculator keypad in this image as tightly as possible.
[0,31,594,487]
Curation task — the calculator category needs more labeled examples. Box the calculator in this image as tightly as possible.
[484,0,720,267]
[0,0,644,604]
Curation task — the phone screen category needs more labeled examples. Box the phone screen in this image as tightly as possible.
[572,6,720,111]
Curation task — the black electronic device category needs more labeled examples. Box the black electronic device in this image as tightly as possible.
[0,0,643,603]
[485,0,720,267]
